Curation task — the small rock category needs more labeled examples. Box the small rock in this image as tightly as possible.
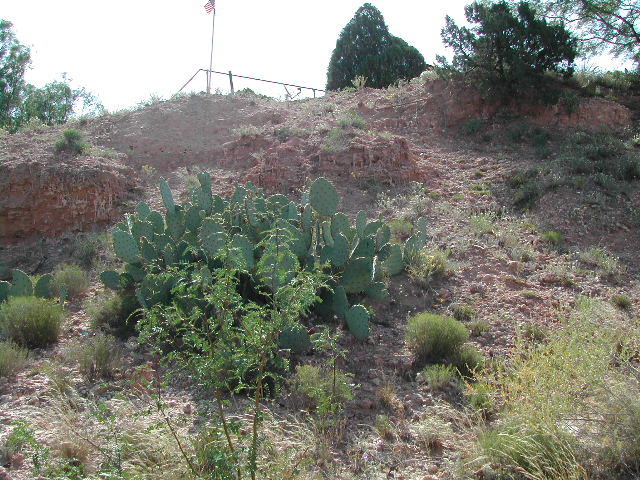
[0,467,13,480]
[183,403,193,415]
[10,453,24,468]
[428,465,439,474]
[358,400,375,409]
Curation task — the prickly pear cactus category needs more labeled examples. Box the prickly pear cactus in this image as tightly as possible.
[9,269,33,297]
[34,274,54,299]
[278,325,311,354]
[345,304,369,340]
[0,281,9,303]
[309,177,339,216]
[113,230,141,264]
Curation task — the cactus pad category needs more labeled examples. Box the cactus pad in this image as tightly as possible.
[345,304,369,340]
[147,211,165,234]
[330,285,349,316]
[352,236,376,258]
[0,281,10,303]
[331,213,350,235]
[9,269,33,297]
[278,325,311,354]
[320,233,349,267]
[159,177,176,213]
[309,177,338,216]
[113,230,141,264]
[365,282,388,299]
[34,274,54,298]
[382,244,404,275]
[101,270,122,290]
[135,202,151,220]
[231,234,255,269]
[356,211,367,237]
[341,257,373,293]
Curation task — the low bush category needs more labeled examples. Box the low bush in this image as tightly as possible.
[0,340,30,377]
[0,296,63,348]
[52,263,90,299]
[291,364,353,416]
[86,291,140,338]
[421,364,459,391]
[541,230,564,246]
[405,313,469,365]
[453,344,484,377]
[611,294,632,310]
[452,304,477,322]
[406,247,451,288]
[54,129,88,155]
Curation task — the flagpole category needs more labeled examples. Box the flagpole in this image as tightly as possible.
[207,7,216,94]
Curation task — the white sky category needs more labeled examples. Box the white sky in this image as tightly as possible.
[2,1,630,111]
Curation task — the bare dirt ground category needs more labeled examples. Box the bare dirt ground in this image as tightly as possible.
[1,79,638,479]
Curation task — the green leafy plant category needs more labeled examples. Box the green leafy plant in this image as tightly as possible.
[0,296,63,348]
[87,291,141,337]
[291,364,353,416]
[421,364,459,391]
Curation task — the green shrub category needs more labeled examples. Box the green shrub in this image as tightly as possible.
[0,296,63,348]
[461,118,484,136]
[0,340,30,377]
[468,320,489,337]
[337,110,366,129]
[405,313,469,365]
[52,263,90,299]
[87,291,140,337]
[69,333,122,380]
[541,230,564,246]
[422,364,459,391]
[579,247,621,277]
[452,304,477,322]
[406,247,451,287]
[611,294,632,310]
[513,181,541,209]
[54,129,88,155]
[453,344,484,377]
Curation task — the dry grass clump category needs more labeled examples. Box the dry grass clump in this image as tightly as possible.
[0,340,30,377]
[52,263,90,299]
[0,296,63,348]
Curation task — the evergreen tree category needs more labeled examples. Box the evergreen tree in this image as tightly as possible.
[326,3,426,90]
[439,1,578,100]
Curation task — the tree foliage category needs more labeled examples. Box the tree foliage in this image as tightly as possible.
[439,1,578,100]
[0,20,30,130]
[520,0,640,64]
[0,20,102,131]
[326,3,426,90]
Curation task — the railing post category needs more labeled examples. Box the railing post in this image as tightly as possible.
[228,71,234,95]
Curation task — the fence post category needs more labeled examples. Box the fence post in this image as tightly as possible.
[228,71,234,95]
[312,89,316,98]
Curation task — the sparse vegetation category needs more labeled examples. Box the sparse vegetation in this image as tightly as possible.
[0,340,29,377]
[69,333,122,381]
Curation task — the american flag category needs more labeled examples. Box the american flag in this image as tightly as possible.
[204,1,215,13]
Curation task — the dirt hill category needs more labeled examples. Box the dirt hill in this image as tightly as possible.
[0,78,639,480]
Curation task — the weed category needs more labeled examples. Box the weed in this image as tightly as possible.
[54,129,88,155]
[541,230,564,246]
[513,181,542,209]
[86,291,141,338]
[374,414,394,441]
[422,364,459,391]
[0,340,30,377]
[468,320,489,337]
[414,416,452,453]
[321,127,353,153]
[52,263,90,299]
[291,364,353,416]
[337,110,366,129]
[0,296,63,348]
[452,304,477,323]
[469,181,492,195]
[461,118,484,136]
[611,294,632,310]
[351,75,368,90]
[233,124,264,138]
[376,380,399,409]
[509,168,540,188]
[405,313,469,365]
[469,212,496,235]
[407,247,452,287]
[479,423,587,480]
[453,345,484,377]
[522,323,548,343]
[579,247,621,278]
[69,333,122,381]
[466,382,496,414]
